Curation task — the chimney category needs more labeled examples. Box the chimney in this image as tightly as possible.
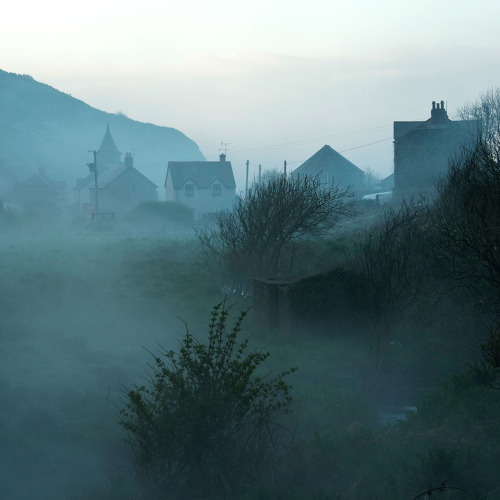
[124,152,133,168]
[219,153,226,162]
[430,100,448,124]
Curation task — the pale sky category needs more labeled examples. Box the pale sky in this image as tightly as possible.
[2,0,500,190]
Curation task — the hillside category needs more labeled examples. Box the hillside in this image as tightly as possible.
[0,69,204,192]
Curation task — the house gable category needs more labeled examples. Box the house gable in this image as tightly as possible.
[291,145,365,189]
[164,155,236,219]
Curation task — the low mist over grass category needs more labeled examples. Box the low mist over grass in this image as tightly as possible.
[0,199,498,499]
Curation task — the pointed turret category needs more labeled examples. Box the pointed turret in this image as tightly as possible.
[97,124,121,170]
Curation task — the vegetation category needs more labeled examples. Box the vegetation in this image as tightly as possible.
[432,138,500,318]
[196,172,356,288]
[126,201,194,232]
[119,302,296,499]
[2,92,500,500]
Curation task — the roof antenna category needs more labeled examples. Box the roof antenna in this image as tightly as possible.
[219,142,231,156]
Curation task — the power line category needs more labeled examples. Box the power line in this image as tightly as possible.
[227,125,392,156]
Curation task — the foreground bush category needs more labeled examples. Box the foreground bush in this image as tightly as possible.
[119,302,296,499]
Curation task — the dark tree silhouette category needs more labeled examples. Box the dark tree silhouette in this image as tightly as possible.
[197,172,356,288]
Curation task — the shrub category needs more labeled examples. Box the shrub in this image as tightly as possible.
[119,302,296,499]
[127,201,193,229]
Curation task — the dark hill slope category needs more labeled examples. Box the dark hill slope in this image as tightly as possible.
[0,70,204,190]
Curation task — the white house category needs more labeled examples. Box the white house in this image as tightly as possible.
[164,154,236,220]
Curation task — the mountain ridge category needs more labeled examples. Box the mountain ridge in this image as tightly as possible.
[0,69,205,191]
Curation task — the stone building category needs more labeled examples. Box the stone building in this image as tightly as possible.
[393,101,479,197]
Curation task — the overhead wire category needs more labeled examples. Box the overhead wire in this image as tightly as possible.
[1,121,397,180]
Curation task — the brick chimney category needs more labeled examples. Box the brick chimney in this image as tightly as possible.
[431,100,449,124]
[124,152,133,168]
[219,153,226,162]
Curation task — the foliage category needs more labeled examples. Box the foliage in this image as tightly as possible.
[404,362,500,434]
[344,199,431,381]
[456,87,500,160]
[196,172,356,287]
[127,201,193,229]
[431,137,500,318]
[119,302,296,499]
[481,321,500,372]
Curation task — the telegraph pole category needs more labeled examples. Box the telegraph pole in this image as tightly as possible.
[258,164,262,184]
[245,160,249,196]
[284,160,287,177]
[87,150,98,213]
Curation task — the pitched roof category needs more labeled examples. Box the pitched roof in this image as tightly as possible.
[292,145,364,180]
[16,172,64,193]
[166,161,236,189]
[74,165,157,191]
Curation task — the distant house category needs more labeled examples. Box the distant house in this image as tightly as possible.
[3,167,65,214]
[379,173,394,192]
[290,145,365,194]
[164,154,236,220]
[73,126,157,214]
[394,100,479,197]
[74,152,158,214]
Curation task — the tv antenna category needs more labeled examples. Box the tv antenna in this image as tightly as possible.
[219,142,231,155]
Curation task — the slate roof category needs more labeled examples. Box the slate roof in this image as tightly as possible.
[292,145,364,180]
[74,165,157,191]
[14,172,64,193]
[166,161,236,189]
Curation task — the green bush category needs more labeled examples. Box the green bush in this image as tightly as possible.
[119,302,296,499]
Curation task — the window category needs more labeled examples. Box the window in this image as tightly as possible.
[212,183,222,196]
[185,184,194,197]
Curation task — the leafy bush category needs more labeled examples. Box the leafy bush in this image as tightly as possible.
[119,302,296,499]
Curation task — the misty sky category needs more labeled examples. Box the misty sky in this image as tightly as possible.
[3,0,500,189]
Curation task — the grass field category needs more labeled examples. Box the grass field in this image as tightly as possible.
[0,232,498,499]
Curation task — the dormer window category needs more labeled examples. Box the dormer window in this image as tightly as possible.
[185,184,194,197]
[212,183,221,196]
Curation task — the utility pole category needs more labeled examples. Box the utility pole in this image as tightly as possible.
[87,150,98,213]
[245,160,249,197]
[258,164,262,184]
[284,160,287,177]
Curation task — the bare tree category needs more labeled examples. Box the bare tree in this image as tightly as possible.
[345,200,430,381]
[456,87,500,161]
[431,137,500,317]
[196,173,356,288]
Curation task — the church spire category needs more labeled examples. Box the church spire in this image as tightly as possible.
[97,124,121,170]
